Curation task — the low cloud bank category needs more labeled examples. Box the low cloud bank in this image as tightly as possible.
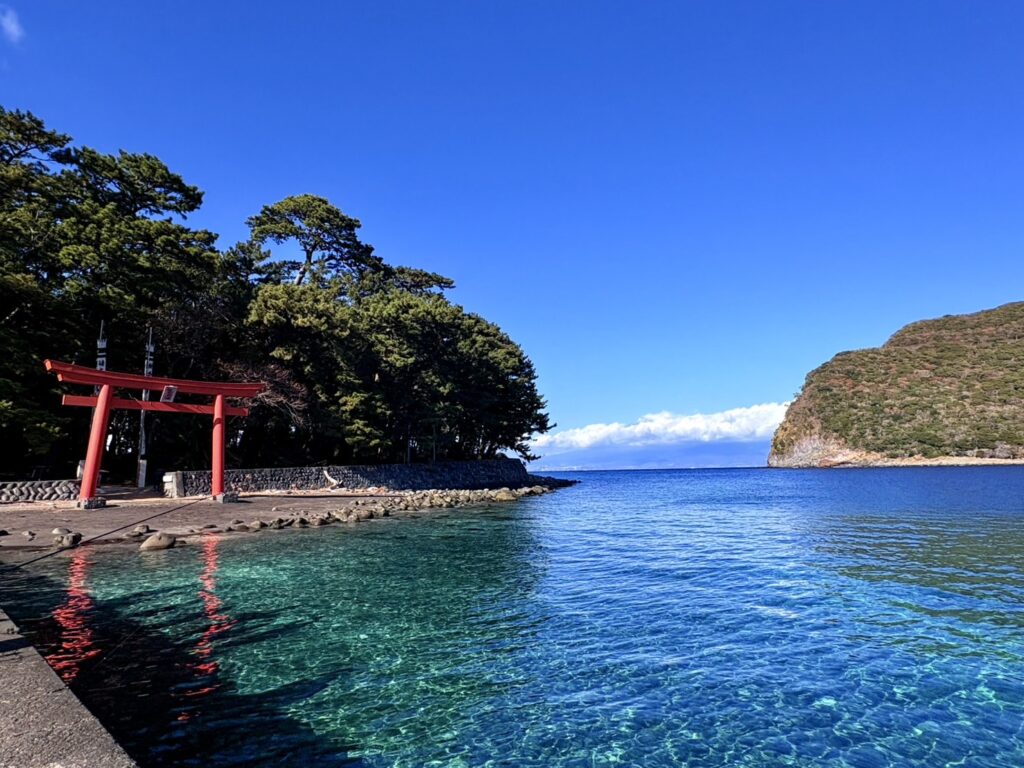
[534,402,789,453]
[530,402,789,470]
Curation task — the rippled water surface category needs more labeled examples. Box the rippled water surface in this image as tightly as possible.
[4,467,1024,767]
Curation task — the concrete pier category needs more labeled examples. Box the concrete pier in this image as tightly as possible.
[0,607,136,768]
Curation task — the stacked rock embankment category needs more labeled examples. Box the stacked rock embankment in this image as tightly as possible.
[166,458,569,498]
[0,480,79,504]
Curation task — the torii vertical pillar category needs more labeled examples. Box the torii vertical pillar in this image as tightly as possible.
[212,394,225,497]
[80,383,113,502]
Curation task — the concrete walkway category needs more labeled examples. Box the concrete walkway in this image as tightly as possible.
[0,608,136,768]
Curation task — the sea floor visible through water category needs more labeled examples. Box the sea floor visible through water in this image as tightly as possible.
[2,467,1023,767]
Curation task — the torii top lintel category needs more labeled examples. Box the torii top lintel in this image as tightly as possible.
[44,359,264,398]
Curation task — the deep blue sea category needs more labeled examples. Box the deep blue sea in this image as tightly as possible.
[3,467,1024,767]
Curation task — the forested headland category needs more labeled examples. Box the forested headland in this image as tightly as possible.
[769,302,1024,467]
[0,108,550,481]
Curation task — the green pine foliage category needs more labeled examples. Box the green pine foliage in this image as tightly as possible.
[772,303,1024,460]
[0,108,551,478]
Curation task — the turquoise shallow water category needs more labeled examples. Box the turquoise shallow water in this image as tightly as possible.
[3,467,1024,767]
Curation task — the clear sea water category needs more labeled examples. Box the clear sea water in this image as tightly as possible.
[3,467,1024,767]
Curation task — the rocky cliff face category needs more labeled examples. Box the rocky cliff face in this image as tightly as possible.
[769,302,1024,467]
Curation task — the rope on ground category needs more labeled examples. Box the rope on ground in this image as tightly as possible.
[2,498,207,572]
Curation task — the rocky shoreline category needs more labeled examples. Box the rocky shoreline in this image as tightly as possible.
[775,456,1024,468]
[130,485,562,551]
[0,481,575,555]
[767,437,1024,468]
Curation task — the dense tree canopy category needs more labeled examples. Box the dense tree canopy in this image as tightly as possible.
[0,108,550,480]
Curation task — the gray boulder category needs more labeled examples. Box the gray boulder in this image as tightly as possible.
[140,532,176,551]
[54,532,83,548]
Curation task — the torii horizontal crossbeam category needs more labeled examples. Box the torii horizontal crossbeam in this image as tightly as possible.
[62,395,249,417]
[45,359,263,398]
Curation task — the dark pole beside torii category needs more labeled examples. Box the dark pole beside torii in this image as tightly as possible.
[44,360,264,507]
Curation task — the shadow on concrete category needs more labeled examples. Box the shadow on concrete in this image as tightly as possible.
[0,635,31,654]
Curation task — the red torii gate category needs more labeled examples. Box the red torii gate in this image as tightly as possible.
[44,360,264,505]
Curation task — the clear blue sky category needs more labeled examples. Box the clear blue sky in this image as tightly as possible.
[4,2,1024,465]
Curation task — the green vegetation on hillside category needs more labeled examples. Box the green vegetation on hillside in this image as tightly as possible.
[0,108,550,479]
[771,303,1024,461]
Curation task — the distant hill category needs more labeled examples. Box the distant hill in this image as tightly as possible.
[769,303,1024,467]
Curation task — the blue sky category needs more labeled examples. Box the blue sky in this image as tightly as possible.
[4,2,1024,468]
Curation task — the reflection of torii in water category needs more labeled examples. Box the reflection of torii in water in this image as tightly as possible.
[44,536,236,721]
[176,535,236,722]
[46,549,101,683]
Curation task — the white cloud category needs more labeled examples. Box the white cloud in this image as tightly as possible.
[533,402,789,455]
[0,5,23,44]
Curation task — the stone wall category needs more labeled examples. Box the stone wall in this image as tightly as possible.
[165,459,539,498]
[0,479,79,504]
